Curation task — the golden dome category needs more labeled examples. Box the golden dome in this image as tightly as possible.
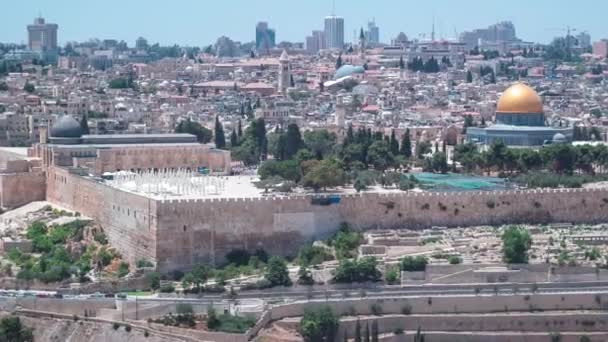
[496,83,543,114]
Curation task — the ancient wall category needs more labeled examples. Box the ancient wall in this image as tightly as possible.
[46,167,157,265]
[0,172,46,209]
[93,145,231,175]
[155,188,608,271]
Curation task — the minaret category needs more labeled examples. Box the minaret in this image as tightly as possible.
[278,49,290,94]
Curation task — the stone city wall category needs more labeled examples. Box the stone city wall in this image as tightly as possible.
[155,188,608,271]
[46,167,157,265]
[44,166,608,272]
[0,171,46,209]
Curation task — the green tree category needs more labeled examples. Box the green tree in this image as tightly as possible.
[297,266,314,285]
[303,129,337,160]
[364,323,370,342]
[230,128,238,147]
[300,306,338,342]
[0,316,33,342]
[23,82,35,93]
[258,159,301,182]
[466,70,473,83]
[0,82,8,91]
[182,264,211,292]
[367,140,394,171]
[400,129,412,159]
[415,141,432,159]
[214,116,226,149]
[399,56,405,69]
[146,272,161,291]
[285,124,304,159]
[302,158,346,191]
[80,113,90,135]
[430,152,449,173]
[336,53,343,70]
[265,256,291,287]
[175,119,212,143]
[502,226,532,264]
[414,326,425,342]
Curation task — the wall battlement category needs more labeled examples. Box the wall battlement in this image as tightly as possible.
[43,167,608,272]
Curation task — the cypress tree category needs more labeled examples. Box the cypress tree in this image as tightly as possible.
[230,128,238,147]
[214,116,226,149]
[284,123,303,159]
[400,128,412,159]
[237,119,243,138]
[466,70,473,83]
[364,323,370,342]
[80,113,90,135]
[346,124,354,145]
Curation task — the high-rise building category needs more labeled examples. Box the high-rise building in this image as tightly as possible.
[27,17,58,51]
[576,32,591,49]
[366,20,380,45]
[324,16,345,49]
[135,37,149,50]
[593,40,608,58]
[306,30,326,54]
[459,21,518,50]
[255,22,276,52]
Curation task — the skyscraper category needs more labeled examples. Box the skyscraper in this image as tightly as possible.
[366,20,380,45]
[324,16,345,49]
[256,22,276,53]
[27,17,58,51]
[306,30,326,54]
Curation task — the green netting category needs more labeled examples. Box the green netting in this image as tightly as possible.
[413,172,510,191]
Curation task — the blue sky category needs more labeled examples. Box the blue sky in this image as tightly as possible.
[1,0,605,46]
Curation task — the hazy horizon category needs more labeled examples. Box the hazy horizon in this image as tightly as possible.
[1,0,605,47]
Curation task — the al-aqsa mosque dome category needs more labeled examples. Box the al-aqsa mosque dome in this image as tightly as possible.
[466,83,573,147]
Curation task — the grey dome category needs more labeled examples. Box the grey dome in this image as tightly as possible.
[335,65,365,79]
[51,115,82,138]
[552,133,567,143]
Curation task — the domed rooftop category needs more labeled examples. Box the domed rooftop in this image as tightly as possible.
[335,65,365,80]
[496,83,543,114]
[51,115,82,138]
[552,133,567,143]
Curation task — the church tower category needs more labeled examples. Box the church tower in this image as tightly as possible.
[359,27,366,60]
[278,50,290,94]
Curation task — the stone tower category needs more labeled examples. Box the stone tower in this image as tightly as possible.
[359,27,366,59]
[278,49,290,94]
[335,94,346,129]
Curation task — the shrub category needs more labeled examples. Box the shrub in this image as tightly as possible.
[299,306,338,342]
[401,304,412,315]
[113,322,120,330]
[146,272,161,291]
[384,265,399,284]
[448,256,462,265]
[136,259,154,268]
[160,284,175,293]
[117,262,130,278]
[394,328,404,335]
[125,325,131,332]
[400,256,428,272]
[333,257,381,283]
